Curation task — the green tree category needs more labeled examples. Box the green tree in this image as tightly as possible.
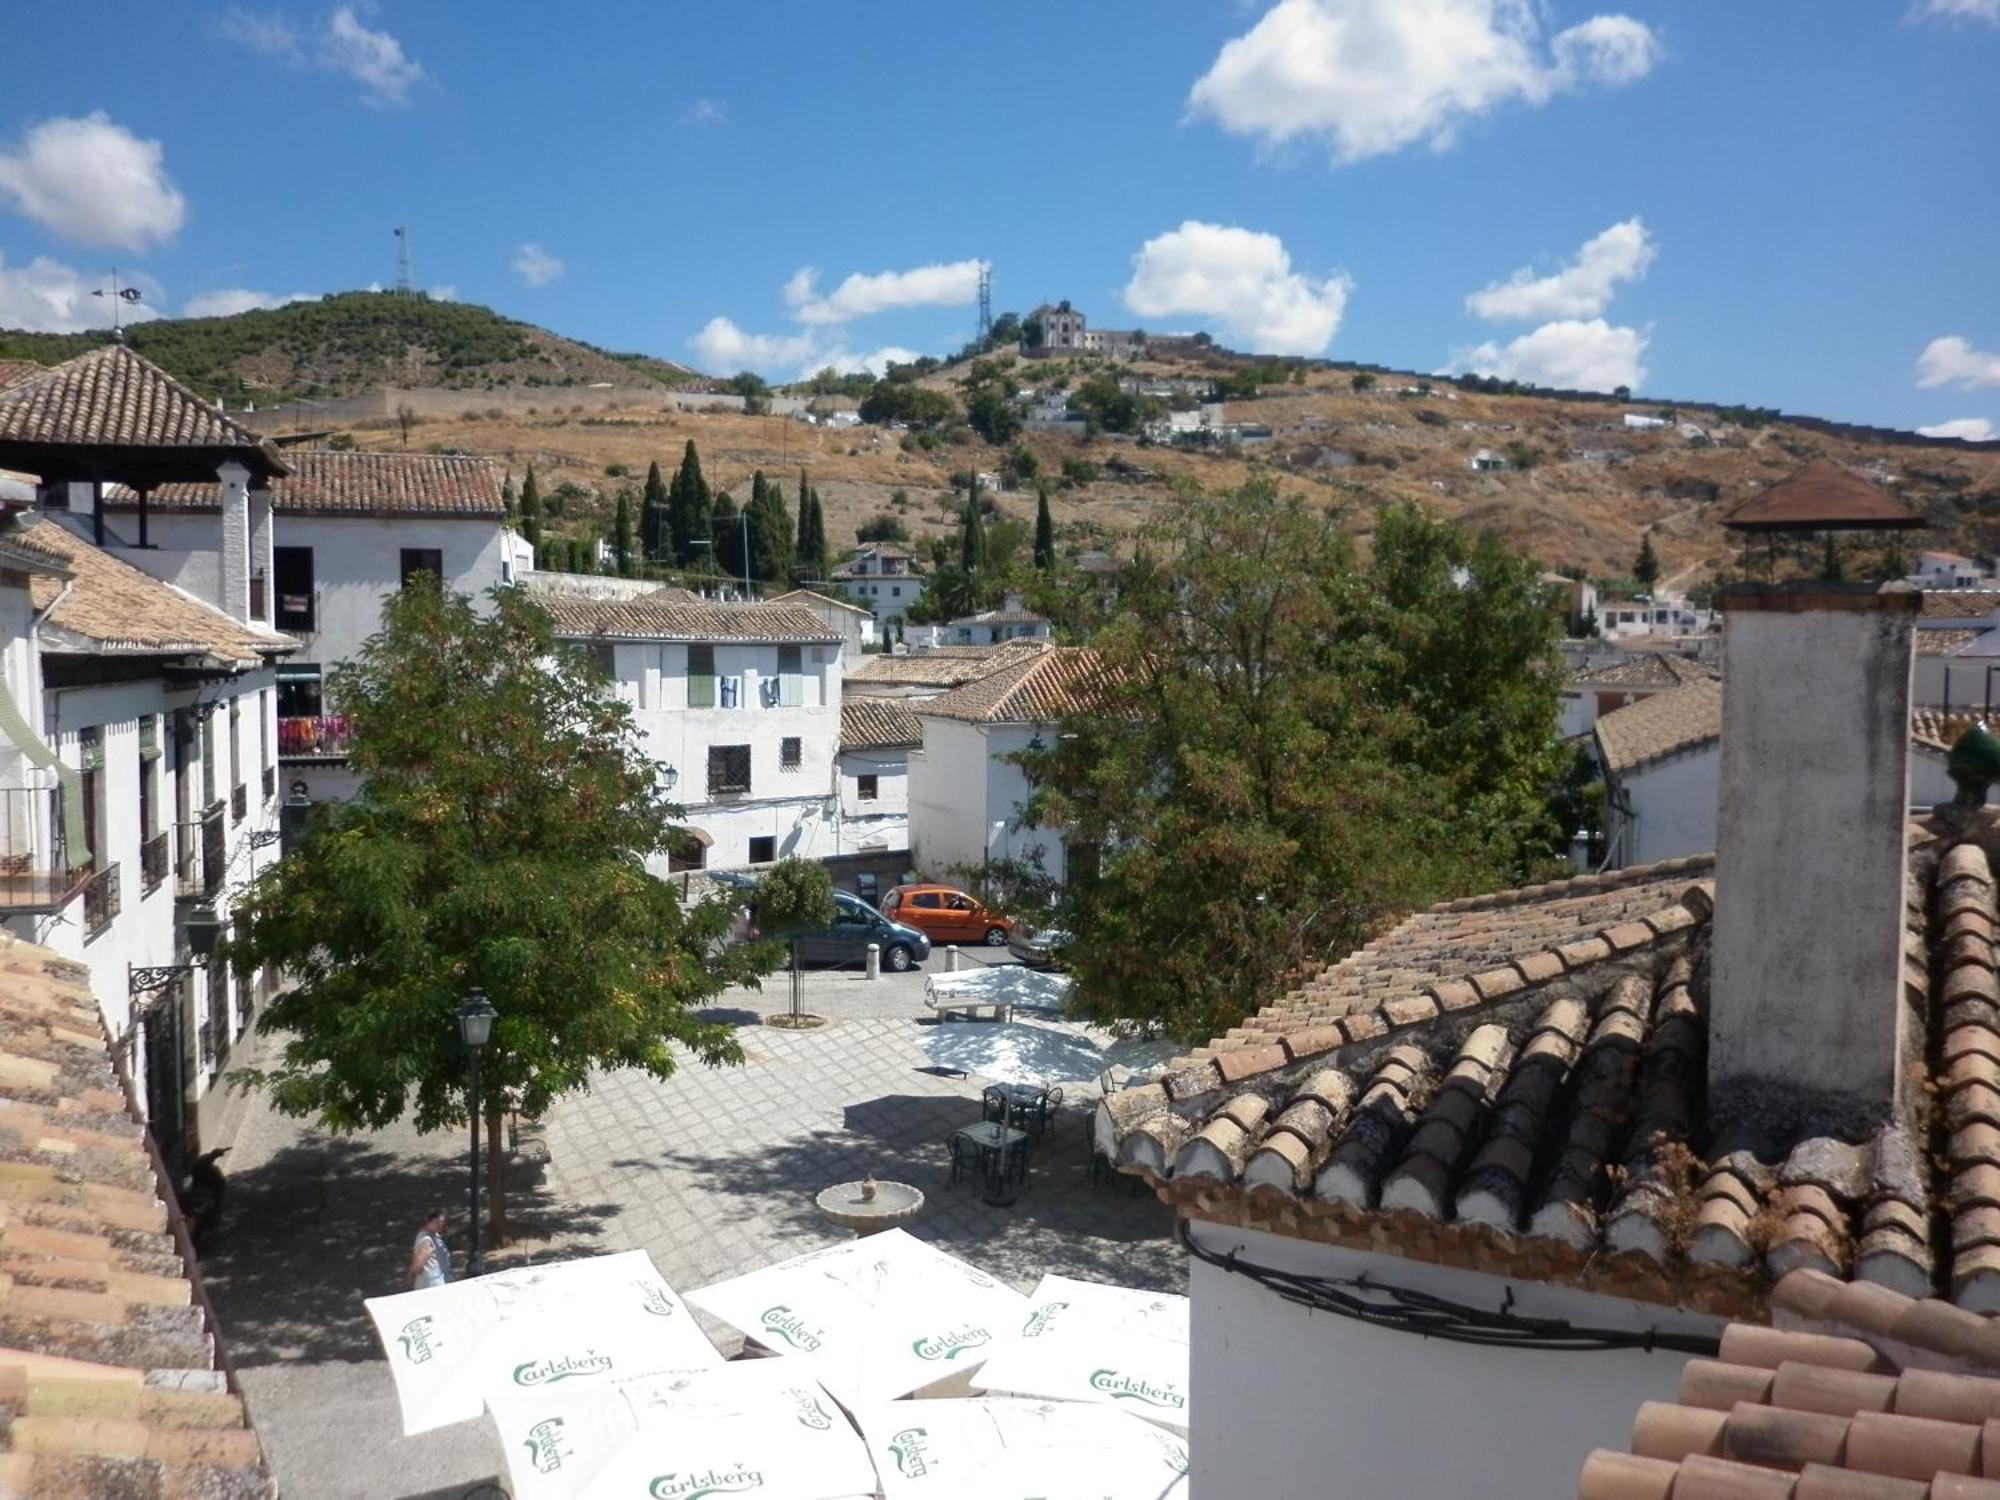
[224,585,769,1246]
[797,481,828,574]
[744,470,793,583]
[1034,486,1056,573]
[612,490,635,576]
[857,513,909,544]
[712,490,747,582]
[518,465,543,551]
[1634,531,1661,589]
[1350,372,1376,392]
[752,857,836,1023]
[642,459,669,561]
[668,440,711,566]
[966,384,1023,445]
[1022,481,1564,1041]
[959,486,989,577]
[501,475,516,518]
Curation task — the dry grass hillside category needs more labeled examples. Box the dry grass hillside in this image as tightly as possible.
[342,352,2000,589]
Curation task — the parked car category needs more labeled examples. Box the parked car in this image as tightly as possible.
[1007,923,1073,969]
[879,884,1015,947]
[770,890,933,973]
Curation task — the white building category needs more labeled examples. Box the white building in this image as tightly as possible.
[836,697,920,898]
[1909,549,1993,589]
[1029,301,1088,352]
[908,643,1092,885]
[104,449,525,807]
[772,588,876,656]
[1096,561,1985,1496]
[1558,650,1716,739]
[1597,592,1715,640]
[540,591,845,871]
[942,593,1051,646]
[830,544,927,627]
[1913,590,2000,707]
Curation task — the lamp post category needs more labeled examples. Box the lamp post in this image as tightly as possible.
[456,990,496,1278]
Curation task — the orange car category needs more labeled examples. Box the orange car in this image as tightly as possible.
[879,884,1015,947]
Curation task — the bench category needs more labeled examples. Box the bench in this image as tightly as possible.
[925,965,1072,1026]
[926,985,1012,1024]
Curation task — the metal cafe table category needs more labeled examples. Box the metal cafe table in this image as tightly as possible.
[951,1120,1031,1204]
[983,1082,1063,1142]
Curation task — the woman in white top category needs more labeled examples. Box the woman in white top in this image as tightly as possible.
[408,1208,451,1289]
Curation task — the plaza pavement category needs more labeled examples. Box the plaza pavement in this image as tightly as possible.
[202,952,1179,1500]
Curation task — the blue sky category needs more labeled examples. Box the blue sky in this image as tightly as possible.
[1,2,1996,434]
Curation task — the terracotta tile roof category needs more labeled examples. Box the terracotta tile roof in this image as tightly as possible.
[0,930,270,1496]
[1719,460,1927,533]
[917,644,1110,723]
[840,697,923,751]
[1922,593,2000,621]
[1097,821,2000,1318]
[1595,680,1725,774]
[1569,654,1719,690]
[539,592,841,644]
[13,517,294,666]
[1578,1269,2000,1499]
[1918,628,1990,656]
[845,642,1048,691]
[0,361,44,393]
[0,345,288,475]
[111,450,504,517]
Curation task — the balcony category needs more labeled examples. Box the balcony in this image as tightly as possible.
[82,862,120,938]
[175,805,227,901]
[0,785,86,914]
[140,830,169,892]
[278,715,351,762]
[231,784,247,823]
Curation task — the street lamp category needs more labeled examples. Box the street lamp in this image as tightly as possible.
[457,989,497,1278]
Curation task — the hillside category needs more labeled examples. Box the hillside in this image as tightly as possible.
[0,291,698,405]
[325,349,2000,593]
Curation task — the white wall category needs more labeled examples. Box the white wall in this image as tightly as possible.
[1188,1224,1715,1500]
[837,746,909,854]
[909,717,1065,882]
[839,573,925,626]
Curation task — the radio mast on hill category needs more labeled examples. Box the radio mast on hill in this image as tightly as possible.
[976,262,993,344]
[393,226,414,295]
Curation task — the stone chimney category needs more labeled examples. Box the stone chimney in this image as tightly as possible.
[1708,581,1921,1138]
[217,460,252,623]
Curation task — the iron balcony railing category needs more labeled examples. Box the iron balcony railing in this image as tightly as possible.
[176,804,227,900]
[278,714,351,760]
[82,861,120,937]
[0,784,87,914]
[140,830,169,891]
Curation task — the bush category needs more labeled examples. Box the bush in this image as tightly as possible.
[605,462,631,478]
[857,513,910,544]
[1061,456,1099,487]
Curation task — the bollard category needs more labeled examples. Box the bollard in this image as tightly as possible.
[866,942,880,981]
[946,945,960,972]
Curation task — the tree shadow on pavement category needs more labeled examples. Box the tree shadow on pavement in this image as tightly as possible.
[201,1133,618,1366]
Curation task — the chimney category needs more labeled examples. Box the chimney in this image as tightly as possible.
[1708,580,1920,1137]
[217,460,251,623]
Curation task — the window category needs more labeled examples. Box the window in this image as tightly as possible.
[748,835,776,864]
[687,644,716,709]
[892,586,901,598]
[780,736,801,770]
[258,689,269,780]
[777,646,803,707]
[586,641,617,679]
[274,546,315,631]
[75,727,103,868]
[137,716,159,842]
[200,712,216,810]
[707,744,751,796]
[911,892,942,909]
[857,773,879,801]
[228,697,242,792]
[400,548,445,588]
[668,838,706,873]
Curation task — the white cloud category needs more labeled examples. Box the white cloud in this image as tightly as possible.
[683,98,728,127]
[1916,0,2000,21]
[689,316,819,373]
[428,284,456,301]
[511,243,563,287]
[1187,0,1660,164]
[0,254,166,333]
[1916,335,2000,390]
[1918,418,1997,441]
[1466,218,1655,322]
[807,346,923,380]
[222,5,425,107]
[784,260,982,327]
[182,288,320,318]
[1451,317,1647,392]
[0,113,186,252]
[1123,220,1350,355]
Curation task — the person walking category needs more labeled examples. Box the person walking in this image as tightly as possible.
[408,1208,451,1289]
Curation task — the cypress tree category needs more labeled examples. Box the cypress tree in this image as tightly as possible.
[1034,486,1055,572]
[1633,531,1660,589]
[613,492,634,576]
[804,489,827,573]
[796,469,813,562]
[501,475,517,518]
[519,466,543,551]
[712,491,745,583]
[746,470,793,583]
[642,459,668,561]
[960,486,988,577]
[668,440,710,566]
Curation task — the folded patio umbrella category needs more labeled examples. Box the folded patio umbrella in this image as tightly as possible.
[364,1249,722,1435]
[853,1395,1190,1500]
[971,1274,1191,1432]
[485,1357,880,1500]
[687,1229,1029,1409]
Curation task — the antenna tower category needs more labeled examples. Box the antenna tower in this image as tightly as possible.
[976,263,993,344]
[393,226,414,295]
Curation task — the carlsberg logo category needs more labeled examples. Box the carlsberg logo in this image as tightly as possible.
[888,1428,931,1478]
[636,1280,676,1317]
[396,1316,440,1365]
[1021,1300,1070,1339]
[1090,1369,1186,1410]
[523,1418,569,1475]
[792,1390,835,1430]
[647,1468,764,1498]
[759,1306,824,1352]
[912,1326,991,1362]
[511,1352,613,1387]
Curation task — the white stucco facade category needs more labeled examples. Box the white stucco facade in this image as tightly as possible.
[837,744,910,855]
[1186,1224,1718,1499]
[908,716,1065,882]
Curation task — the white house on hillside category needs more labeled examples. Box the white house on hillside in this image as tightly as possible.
[1909,550,1992,589]
[540,591,845,871]
[831,543,926,627]
[773,587,876,656]
[943,593,1052,647]
[1559,651,1716,738]
[908,643,1095,885]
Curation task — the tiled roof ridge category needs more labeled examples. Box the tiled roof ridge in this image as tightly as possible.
[541,593,842,644]
[0,343,274,454]
[839,696,923,750]
[1430,854,1717,915]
